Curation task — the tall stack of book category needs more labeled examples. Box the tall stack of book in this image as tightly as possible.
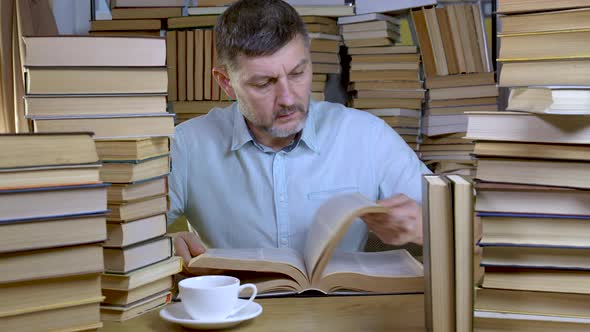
[22,35,181,322]
[0,133,106,332]
[411,4,497,177]
[339,13,424,152]
[468,2,590,330]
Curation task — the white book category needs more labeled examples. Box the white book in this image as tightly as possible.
[338,13,401,25]
[187,6,227,15]
[308,33,342,41]
[285,0,346,5]
[474,311,590,323]
[355,0,437,15]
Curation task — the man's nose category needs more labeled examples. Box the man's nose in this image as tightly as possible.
[275,77,295,107]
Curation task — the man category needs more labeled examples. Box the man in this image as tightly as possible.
[168,0,431,265]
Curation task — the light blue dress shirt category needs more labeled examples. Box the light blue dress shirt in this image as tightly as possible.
[168,100,431,253]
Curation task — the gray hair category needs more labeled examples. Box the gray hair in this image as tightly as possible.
[214,0,310,71]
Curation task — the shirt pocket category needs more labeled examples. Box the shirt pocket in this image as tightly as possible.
[307,186,359,200]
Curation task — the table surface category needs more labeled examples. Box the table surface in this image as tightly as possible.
[101,293,426,332]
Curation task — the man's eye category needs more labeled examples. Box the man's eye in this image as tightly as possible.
[254,82,271,88]
[290,71,304,77]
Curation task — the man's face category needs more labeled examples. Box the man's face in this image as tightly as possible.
[228,35,312,139]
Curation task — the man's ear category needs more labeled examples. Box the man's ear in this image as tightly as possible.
[212,66,237,99]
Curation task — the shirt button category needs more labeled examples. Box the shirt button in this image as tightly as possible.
[279,194,285,202]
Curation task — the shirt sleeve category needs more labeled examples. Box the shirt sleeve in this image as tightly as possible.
[166,128,188,225]
[373,120,432,203]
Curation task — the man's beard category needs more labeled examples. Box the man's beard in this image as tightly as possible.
[239,101,309,138]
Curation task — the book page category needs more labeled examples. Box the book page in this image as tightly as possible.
[321,250,424,277]
[188,247,309,288]
[303,192,388,285]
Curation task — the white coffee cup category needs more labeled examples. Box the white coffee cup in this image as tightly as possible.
[178,275,257,321]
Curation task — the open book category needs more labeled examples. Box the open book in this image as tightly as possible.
[187,193,424,295]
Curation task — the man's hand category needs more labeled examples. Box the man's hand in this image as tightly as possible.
[361,194,423,246]
[172,232,224,275]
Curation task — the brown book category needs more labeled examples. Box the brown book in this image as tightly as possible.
[428,97,498,108]
[425,72,495,88]
[350,80,423,90]
[1,302,102,332]
[95,137,169,161]
[188,193,424,295]
[422,175,455,332]
[497,0,590,14]
[483,266,590,294]
[350,62,419,71]
[172,100,232,114]
[474,141,590,161]
[89,19,161,31]
[499,29,590,61]
[194,29,205,100]
[411,8,436,77]
[0,244,104,283]
[474,311,590,331]
[0,183,106,225]
[312,63,341,74]
[0,133,97,169]
[0,164,102,191]
[107,195,168,222]
[345,37,394,48]
[351,53,420,63]
[212,32,221,101]
[348,45,418,55]
[475,182,590,216]
[204,29,213,100]
[350,69,420,81]
[500,59,590,86]
[103,236,173,274]
[100,291,171,322]
[351,98,422,110]
[475,287,590,318]
[33,114,175,140]
[111,7,182,19]
[166,30,178,101]
[454,5,477,73]
[177,30,187,101]
[311,52,340,64]
[465,5,484,72]
[306,23,339,34]
[436,8,459,74]
[500,8,590,34]
[309,39,340,53]
[476,158,590,189]
[105,214,167,247]
[355,89,425,99]
[343,29,399,41]
[101,256,182,291]
[379,116,420,128]
[426,104,497,116]
[445,5,467,73]
[465,111,590,144]
[100,155,169,184]
[186,30,195,101]
[424,7,448,76]
[23,36,165,67]
[301,16,337,25]
[107,176,167,203]
[0,273,102,318]
[167,15,218,29]
[26,67,167,94]
[429,85,498,100]
[472,4,491,72]
[102,276,173,306]
[0,213,106,254]
[25,95,167,118]
[341,20,398,33]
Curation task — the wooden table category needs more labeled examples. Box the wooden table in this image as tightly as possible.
[101,293,426,332]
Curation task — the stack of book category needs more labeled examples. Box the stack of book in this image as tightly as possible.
[339,13,424,152]
[0,133,106,332]
[468,3,590,330]
[411,4,496,177]
[22,35,180,322]
[90,0,190,37]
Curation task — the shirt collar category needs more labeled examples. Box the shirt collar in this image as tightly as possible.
[230,100,320,153]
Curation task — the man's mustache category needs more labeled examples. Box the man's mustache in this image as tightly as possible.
[275,104,306,117]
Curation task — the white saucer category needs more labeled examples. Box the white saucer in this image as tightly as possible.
[159,299,263,330]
